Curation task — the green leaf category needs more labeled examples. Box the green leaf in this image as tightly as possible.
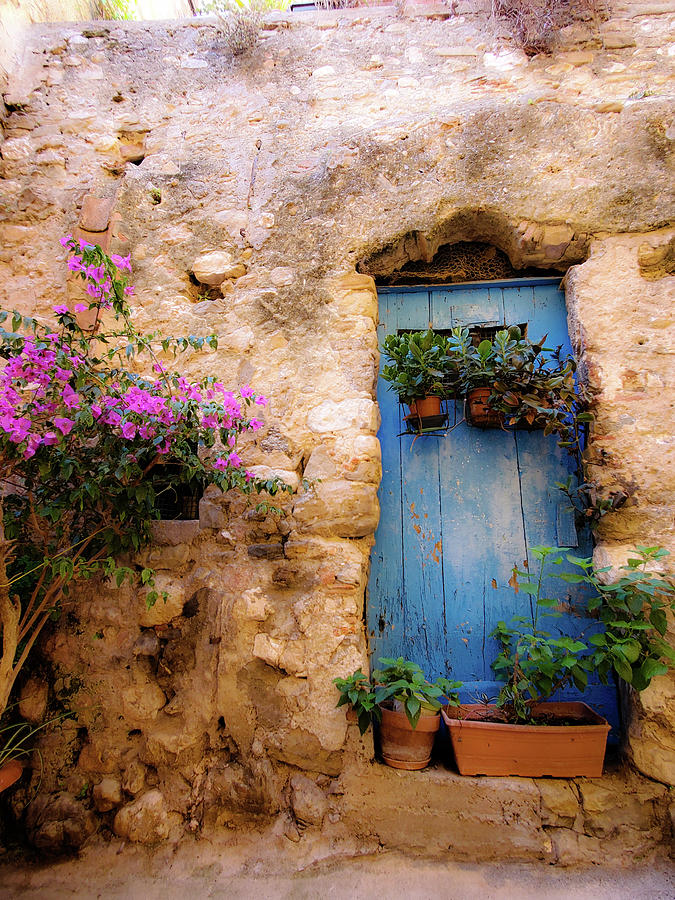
[649,607,667,636]
[517,583,539,596]
[613,657,633,684]
[405,695,422,729]
[639,658,668,684]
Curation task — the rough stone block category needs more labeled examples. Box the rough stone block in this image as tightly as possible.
[578,776,667,836]
[113,790,180,844]
[246,465,300,492]
[18,677,49,724]
[236,587,272,621]
[332,273,378,321]
[290,774,328,826]
[303,445,338,481]
[338,767,544,858]
[142,722,204,766]
[78,194,113,232]
[138,575,186,626]
[93,777,123,812]
[267,728,343,776]
[121,676,167,724]
[199,497,226,529]
[307,399,379,434]
[122,760,147,796]
[248,542,284,559]
[192,250,237,286]
[253,633,285,668]
[602,31,636,49]
[26,792,97,852]
[538,779,580,827]
[149,520,200,546]
[136,543,190,570]
[293,480,379,538]
[119,140,146,163]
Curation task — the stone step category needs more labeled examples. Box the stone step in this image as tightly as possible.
[336,756,671,865]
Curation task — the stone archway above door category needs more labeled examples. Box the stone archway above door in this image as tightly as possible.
[357,209,590,283]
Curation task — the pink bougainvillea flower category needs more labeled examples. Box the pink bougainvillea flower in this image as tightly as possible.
[248,418,263,431]
[138,424,156,440]
[121,421,137,440]
[78,239,94,251]
[245,470,255,482]
[61,384,81,410]
[74,303,88,313]
[0,414,17,435]
[52,305,69,315]
[255,395,268,407]
[226,451,242,468]
[240,385,254,399]
[54,417,74,435]
[213,457,227,471]
[59,234,73,247]
[42,431,59,446]
[110,253,132,272]
[124,285,135,296]
[202,414,218,429]
[90,404,102,419]
[85,264,105,282]
[67,257,83,272]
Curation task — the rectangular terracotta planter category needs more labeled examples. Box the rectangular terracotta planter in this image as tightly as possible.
[442,701,610,777]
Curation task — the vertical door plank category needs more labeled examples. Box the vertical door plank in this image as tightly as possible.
[400,429,446,675]
[368,290,430,667]
[437,423,528,689]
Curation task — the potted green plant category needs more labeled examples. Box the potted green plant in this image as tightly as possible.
[335,657,461,770]
[442,545,675,777]
[491,331,590,449]
[447,326,590,442]
[380,329,454,423]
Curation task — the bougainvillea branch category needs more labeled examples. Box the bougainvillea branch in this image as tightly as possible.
[0,239,290,725]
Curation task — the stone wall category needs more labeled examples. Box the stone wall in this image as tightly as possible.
[0,2,194,85]
[0,2,673,857]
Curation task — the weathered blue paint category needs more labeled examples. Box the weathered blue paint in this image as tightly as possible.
[369,280,620,733]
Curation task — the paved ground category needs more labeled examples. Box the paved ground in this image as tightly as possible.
[1,831,674,900]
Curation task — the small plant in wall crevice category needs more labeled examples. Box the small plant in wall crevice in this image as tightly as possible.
[199,0,282,57]
[490,0,610,56]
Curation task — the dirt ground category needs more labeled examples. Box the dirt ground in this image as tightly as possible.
[1,828,674,900]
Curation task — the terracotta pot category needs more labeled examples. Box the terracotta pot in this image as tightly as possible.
[465,387,502,428]
[407,396,442,419]
[0,759,24,793]
[379,706,440,770]
[442,701,610,777]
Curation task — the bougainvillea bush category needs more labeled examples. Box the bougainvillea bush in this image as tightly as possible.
[0,238,289,725]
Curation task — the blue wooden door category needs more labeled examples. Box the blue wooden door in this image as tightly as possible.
[369,279,619,730]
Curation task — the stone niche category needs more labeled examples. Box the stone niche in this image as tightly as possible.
[0,6,673,860]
